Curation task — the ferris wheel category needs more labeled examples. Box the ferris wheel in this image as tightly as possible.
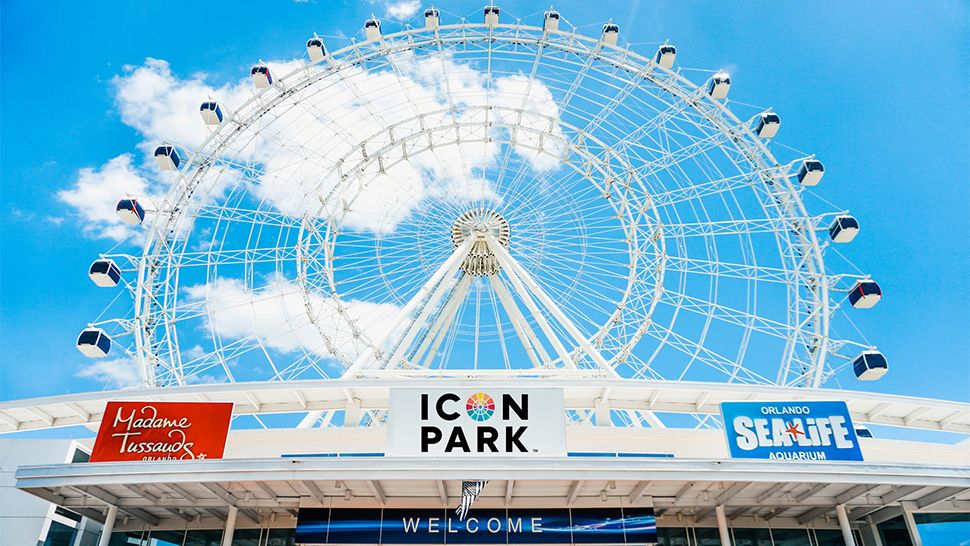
[78,6,887,405]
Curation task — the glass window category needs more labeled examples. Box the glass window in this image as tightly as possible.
[914,512,970,545]
[656,527,690,546]
[877,515,915,546]
[147,529,185,546]
[183,530,223,546]
[771,528,813,546]
[732,527,772,546]
[43,521,78,546]
[694,527,723,546]
[265,528,295,546]
[814,528,847,546]
[230,529,261,546]
[109,531,148,546]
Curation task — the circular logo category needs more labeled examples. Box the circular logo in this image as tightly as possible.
[465,392,495,422]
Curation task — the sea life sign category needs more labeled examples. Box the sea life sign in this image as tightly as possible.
[720,400,864,462]
[90,401,233,462]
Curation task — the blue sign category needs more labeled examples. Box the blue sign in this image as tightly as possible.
[720,400,864,462]
[296,507,656,544]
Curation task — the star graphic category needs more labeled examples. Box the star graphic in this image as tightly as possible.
[198,453,207,460]
[785,422,804,439]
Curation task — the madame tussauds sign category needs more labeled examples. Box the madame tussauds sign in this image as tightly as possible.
[387,388,566,457]
[90,401,233,462]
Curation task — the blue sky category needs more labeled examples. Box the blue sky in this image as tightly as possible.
[1,0,968,407]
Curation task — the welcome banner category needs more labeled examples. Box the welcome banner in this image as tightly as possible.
[296,507,656,545]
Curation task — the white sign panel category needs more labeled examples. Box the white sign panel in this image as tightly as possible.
[387,388,566,457]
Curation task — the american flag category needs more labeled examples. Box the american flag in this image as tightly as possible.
[455,480,488,520]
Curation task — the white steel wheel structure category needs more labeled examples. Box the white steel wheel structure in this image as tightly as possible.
[88,11,881,415]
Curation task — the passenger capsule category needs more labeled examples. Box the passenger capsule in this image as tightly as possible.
[251,65,273,88]
[364,18,382,40]
[89,259,122,288]
[424,8,440,30]
[849,280,882,309]
[797,159,825,186]
[76,328,111,358]
[655,44,676,69]
[199,101,224,126]
[829,215,860,243]
[116,198,145,225]
[707,72,731,99]
[853,350,888,381]
[484,6,500,27]
[601,23,619,46]
[153,145,180,170]
[306,37,327,62]
[755,111,781,139]
[543,10,560,32]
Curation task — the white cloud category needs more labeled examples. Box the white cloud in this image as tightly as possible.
[384,0,421,20]
[77,357,143,388]
[112,58,252,153]
[60,53,565,239]
[185,276,402,366]
[57,154,154,242]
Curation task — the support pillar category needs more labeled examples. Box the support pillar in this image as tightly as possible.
[715,505,731,546]
[221,505,238,546]
[836,504,856,546]
[97,505,118,546]
[900,501,923,546]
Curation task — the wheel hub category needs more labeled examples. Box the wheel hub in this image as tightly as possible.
[451,209,511,276]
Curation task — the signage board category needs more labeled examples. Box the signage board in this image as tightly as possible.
[387,388,566,457]
[90,401,233,462]
[720,400,863,462]
[296,507,656,545]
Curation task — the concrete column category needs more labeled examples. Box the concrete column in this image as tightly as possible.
[836,504,856,546]
[715,505,731,546]
[220,505,238,546]
[900,501,923,546]
[96,505,118,546]
[867,522,885,546]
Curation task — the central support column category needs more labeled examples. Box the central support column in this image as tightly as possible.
[97,505,118,546]
[715,505,731,546]
[221,505,238,546]
[836,504,856,546]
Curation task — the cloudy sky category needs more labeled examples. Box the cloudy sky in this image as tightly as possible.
[1,0,967,407]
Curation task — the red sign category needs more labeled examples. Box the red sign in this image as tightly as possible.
[90,401,233,462]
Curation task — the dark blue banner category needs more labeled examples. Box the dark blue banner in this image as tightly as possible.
[721,400,864,461]
[296,507,656,544]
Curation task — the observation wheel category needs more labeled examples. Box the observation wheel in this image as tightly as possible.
[81,7,885,409]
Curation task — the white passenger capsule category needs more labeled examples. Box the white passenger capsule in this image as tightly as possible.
[251,65,273,89]
[655,44,676,69]
[153,145,180,170]
[306,37,327,62]
[200,101,224,126]
[829,215,860,243]
[853,350,888,381]
[484,6,500,27]
[849,280,882,309]
[543,10,560,32]
[755,111,781,139]
[364,18,382,41]
[424,8,440,30]
[76,328,111,358]
[707,72,731,99]
[89,259,122,288]
[601,23,619,46]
